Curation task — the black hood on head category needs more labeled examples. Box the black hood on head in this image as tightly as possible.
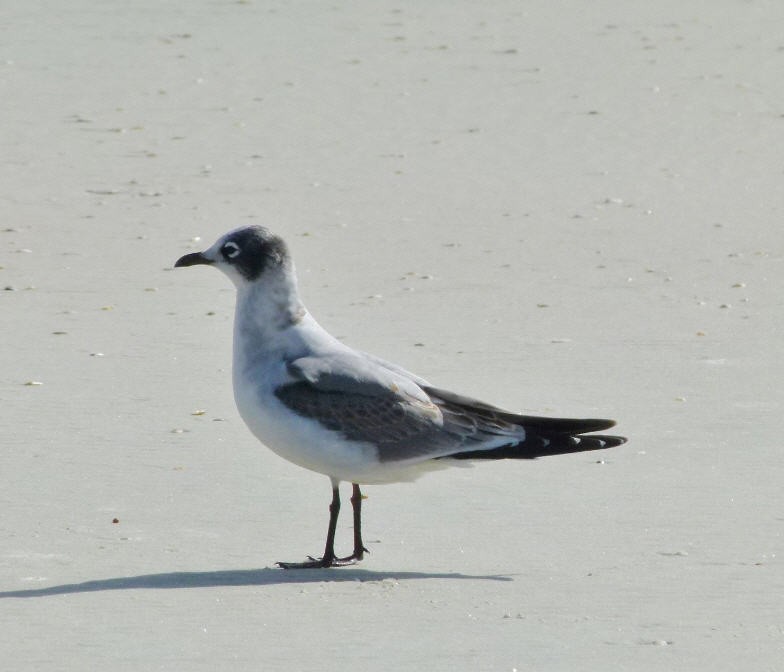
[173,226,290,282]
[226,226,289,282]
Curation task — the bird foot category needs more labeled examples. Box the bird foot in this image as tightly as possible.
[277,553,363,569]
[336,546,369,564]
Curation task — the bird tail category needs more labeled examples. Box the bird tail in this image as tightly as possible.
[422,386,627,461]
[449,417,627,461]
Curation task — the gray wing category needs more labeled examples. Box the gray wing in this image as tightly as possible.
[276,354,523,462]
[354,349,431,387]
[284,353,429,401]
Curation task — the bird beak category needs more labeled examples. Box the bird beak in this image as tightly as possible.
[174,252,213,268]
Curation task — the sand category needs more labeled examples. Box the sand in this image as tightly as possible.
[2,1,783,669]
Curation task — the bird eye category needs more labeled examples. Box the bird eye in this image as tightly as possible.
[221,241,241,259]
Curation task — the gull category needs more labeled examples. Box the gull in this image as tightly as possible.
[174,226,626,568]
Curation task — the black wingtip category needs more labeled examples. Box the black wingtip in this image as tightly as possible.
[516,416,617,435]
[448,430,627,461]
[577,434,627,450]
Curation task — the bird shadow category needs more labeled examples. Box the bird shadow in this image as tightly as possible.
[0,566,513,599]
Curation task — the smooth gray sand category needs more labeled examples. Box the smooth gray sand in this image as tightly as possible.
[2,2,782,670]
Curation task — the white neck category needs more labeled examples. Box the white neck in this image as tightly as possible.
[231,263,341,375]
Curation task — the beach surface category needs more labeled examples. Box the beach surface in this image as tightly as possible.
[2,1,783,669]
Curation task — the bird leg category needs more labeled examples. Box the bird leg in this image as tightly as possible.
[277,483,361,569]
[337,483,369,563]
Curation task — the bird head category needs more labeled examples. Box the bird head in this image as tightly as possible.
[174,225,290,287]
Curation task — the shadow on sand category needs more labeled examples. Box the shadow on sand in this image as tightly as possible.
[0,567,513,598]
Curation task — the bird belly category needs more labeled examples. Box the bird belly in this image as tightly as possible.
[231,372,373,478]
[232,374,450,484]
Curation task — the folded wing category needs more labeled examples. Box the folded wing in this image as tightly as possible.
[275,354,626,464]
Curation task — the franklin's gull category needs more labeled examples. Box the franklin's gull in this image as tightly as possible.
[174,226,626,568]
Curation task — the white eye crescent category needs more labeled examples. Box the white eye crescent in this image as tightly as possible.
[222,241,241,259]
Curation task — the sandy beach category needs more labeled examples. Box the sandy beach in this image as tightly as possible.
[2,1,783,669]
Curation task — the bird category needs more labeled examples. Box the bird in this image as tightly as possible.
[174,225,626,568]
